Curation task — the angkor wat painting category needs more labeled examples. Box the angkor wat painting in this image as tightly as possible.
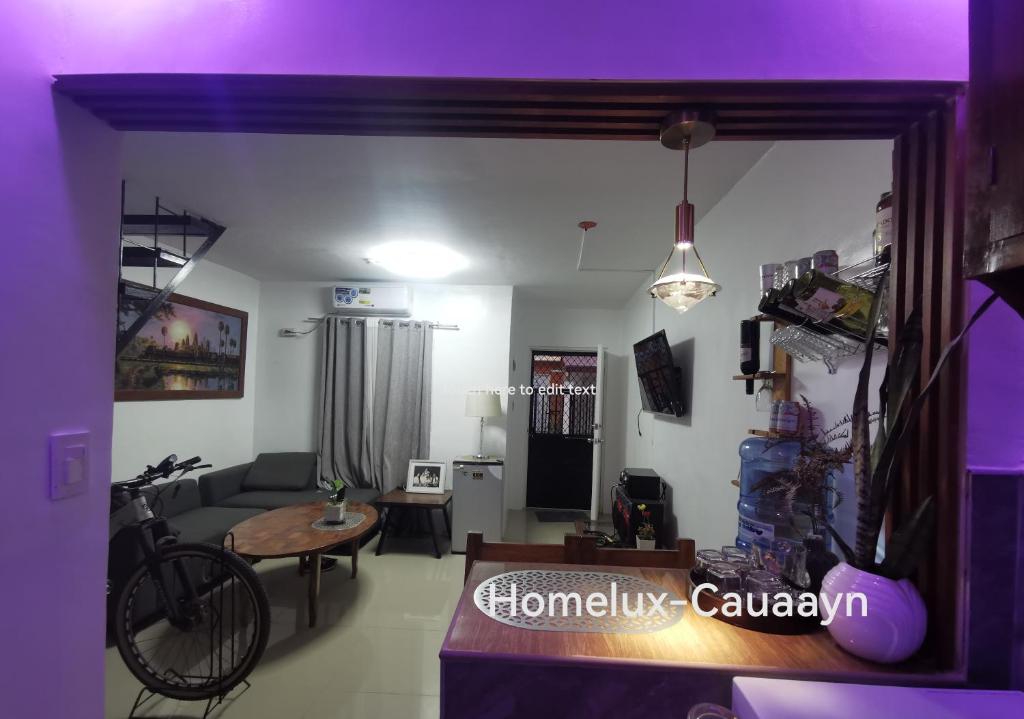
[116,284,247,401]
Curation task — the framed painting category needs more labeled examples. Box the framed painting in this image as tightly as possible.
[115,282,247,401]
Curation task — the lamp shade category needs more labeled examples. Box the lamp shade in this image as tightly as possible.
[649,271,721,312]
[465,391,502,418]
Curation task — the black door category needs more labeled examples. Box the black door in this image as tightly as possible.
[525,351,596,510]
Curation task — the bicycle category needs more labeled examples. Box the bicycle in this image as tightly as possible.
[109,455,270,702]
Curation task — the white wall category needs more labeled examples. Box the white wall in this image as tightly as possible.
[624,141,892,550]
[254,283,513,484]
[506,293,627,513]
[112,260,261,481]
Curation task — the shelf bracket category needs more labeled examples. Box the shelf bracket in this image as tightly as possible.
[115,217,225,358]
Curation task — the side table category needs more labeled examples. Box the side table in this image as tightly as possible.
[375,489,453,559]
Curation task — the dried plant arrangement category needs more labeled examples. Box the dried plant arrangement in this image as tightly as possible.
[749,395,877,524]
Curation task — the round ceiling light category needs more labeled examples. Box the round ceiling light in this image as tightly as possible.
[365,240,469,279]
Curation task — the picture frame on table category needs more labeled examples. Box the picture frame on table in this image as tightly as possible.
[406,460,446,494]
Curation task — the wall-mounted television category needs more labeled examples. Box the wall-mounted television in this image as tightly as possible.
[633,330,686,418]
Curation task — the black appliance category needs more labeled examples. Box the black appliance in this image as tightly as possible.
[633,330,685,417]
[612,479,668,549]
[620,467,663,501]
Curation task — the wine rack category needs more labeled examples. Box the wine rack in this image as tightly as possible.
[731,317,791,402]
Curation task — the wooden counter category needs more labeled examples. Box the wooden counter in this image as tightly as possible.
[440,562,961,718]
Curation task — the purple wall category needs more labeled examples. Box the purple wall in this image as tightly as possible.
[50,1,967,80]
[964,283,1024,689]
[0,9,120,718]
[2,2,967,717]
[967,282,1024,472]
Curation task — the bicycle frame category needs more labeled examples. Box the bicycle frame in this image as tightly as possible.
[111,488,202,630]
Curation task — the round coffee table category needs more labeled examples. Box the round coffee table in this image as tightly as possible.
[229,500,378,627]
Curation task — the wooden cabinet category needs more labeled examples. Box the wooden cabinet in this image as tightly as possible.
[966,0,1024,313]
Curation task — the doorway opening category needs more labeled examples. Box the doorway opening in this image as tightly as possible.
[526,350,598,512]
[53,72,968,672]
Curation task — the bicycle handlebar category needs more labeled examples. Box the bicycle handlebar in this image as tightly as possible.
[113,455,211,490]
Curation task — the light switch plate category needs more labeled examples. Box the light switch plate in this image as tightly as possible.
[50,431,90,500]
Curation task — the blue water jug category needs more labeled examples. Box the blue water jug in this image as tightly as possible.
[735,437,833,552]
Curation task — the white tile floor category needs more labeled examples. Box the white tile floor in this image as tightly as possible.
[104,511,580,718]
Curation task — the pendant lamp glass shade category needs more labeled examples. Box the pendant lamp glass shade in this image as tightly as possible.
[650,269,721,312]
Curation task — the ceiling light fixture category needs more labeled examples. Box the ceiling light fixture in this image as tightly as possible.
[648,110,721,313]
[365,240,469,279]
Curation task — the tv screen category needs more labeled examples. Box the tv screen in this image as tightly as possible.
[633,330,685,417]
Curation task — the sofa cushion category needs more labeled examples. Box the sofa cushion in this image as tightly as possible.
[168,507,264,545]
[150,478,203,518]
[218,489,331,510]
[197,463,250,507]
[242,452,317,492]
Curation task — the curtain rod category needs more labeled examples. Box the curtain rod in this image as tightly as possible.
[303,316,460,330]
[281,316,459,337]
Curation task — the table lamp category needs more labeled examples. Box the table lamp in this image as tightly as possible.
[465,391,502,459]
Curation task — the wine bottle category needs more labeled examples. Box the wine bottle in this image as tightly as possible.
[790,270,876,338]
[758,283,878,345]
[740,319,759,394]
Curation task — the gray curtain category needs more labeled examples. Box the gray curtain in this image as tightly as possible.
[318,318,373,489]
[370,321,433,493]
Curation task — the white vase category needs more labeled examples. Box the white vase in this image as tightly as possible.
[819,562,927,663]
[324,501,346,523]
[636,538,656,550]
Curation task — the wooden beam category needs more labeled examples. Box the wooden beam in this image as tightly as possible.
[889,97,968,670]
[53,74,957,142]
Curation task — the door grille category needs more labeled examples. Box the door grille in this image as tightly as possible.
[529,351,597,438]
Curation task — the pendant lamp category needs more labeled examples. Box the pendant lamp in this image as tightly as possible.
[648,111,721,312]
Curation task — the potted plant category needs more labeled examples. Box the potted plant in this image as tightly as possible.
[324,479,347,524]
[635,504,657,549]
[819,273,996,663]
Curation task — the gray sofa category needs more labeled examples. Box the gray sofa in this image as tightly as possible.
[159,476,265,543]
[108,452,381,636]
[198,452,380,509]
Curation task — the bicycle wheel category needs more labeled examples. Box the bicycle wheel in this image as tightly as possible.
[114,542,270,701]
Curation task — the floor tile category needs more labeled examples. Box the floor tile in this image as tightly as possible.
[106,545,458,718]
[105,510,609,718]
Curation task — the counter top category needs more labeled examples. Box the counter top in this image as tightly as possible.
[443,561,949,682]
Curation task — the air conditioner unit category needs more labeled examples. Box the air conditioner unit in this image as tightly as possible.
[331,284,412,317]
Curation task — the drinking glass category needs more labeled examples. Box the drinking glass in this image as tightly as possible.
[721,546,747,561]
[745,569,785,594]
[695,549,725,578]
[707,563,742,595]
[744,569,787,609]
[781,542,809,588]
[722,546,752,577]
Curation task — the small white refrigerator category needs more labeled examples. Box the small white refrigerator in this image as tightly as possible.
[451,457,503,553]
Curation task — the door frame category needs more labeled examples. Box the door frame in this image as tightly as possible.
[524,346,603,514]
[55,73,969,674]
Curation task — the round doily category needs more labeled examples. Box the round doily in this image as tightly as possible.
[473,569,684,633]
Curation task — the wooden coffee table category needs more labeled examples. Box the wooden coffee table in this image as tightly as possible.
[375,489,452,559]
[230,500,378,627]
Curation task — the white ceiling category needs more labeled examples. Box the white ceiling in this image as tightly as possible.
[122,133,771,307]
